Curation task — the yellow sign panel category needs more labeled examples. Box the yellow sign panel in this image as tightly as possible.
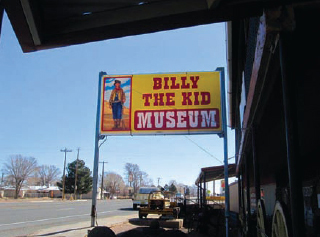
[100,71,222,135]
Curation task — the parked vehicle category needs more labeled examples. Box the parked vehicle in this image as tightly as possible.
[139,190,180,219]
[132,187,160,210]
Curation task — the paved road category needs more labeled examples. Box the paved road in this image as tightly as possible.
[0,199,136,237]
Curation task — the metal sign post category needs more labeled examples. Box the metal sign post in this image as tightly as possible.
[217,67,229,237]
[91,71,105,227]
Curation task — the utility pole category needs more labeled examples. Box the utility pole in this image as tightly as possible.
[1,173,3,186]
[74,148,80,199]
[157,177,161,187]
[60,148,72,200]
[99,161,107,200]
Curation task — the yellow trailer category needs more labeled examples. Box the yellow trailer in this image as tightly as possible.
[138,191,180,219]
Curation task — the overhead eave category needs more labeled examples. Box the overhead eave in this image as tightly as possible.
[2,0,268,53]
[235,7,291,173]
[2,0,36,52]
[226,21,234,128]
[195,164,236,185]
[20,0,41,46]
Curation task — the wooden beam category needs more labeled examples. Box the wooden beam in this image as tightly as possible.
[45,0,209,36]
[4,0,267,52]
[0,3,4,42]
[206,0,221,8]
[38,4,262,51]
[236,8,282,172]
[40,0,162,20]
[20,0,41,45]
[2,0,36,52]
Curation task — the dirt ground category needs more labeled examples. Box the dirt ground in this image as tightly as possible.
[0,197,55,202]
[108,222,207,237]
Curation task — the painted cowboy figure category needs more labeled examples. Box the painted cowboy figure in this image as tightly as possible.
[109,80,126,129]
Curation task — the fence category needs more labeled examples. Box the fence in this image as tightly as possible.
[24,192,50,198]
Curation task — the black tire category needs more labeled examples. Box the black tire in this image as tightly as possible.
[88,226,116,237]
[271,201,291,237]
[133,204,138,210]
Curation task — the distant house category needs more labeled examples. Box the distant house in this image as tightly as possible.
[0,185,110,200]
[0,186,27,198]
[0,185,62,198]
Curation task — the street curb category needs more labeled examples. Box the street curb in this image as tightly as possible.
[30,214,137,237]
[96,214,137,228]
[108,219,129,228]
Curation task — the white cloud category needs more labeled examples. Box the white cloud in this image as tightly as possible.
[105,80,114,87]
[120,77,131,84]
[122,85,131,92]
[105,77,131,88]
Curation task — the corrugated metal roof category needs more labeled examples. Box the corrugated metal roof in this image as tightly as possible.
[195,164,236,185]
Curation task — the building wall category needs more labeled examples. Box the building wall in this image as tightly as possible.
[261,183,276,216]
[3,189,25,198]
[229,181,239,213]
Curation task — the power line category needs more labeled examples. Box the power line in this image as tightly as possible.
[184,136,223,164]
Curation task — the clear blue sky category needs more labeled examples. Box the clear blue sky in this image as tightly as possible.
[0,13,235,187]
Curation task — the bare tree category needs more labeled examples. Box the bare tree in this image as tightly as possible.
[124,163,141,193]
[168,180,188,196]
[189,184,198,197]
[168,179,178,186]
[124,163,154,193]
[176,182,187,194]
[4,155,38,199]
[104,172,125,197]
[140,171,154,187]
[37,165,61,187]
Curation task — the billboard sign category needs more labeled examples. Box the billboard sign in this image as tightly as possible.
[100,71,223,135]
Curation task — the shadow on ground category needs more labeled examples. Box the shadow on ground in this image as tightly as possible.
[117,227,189,237]
[118,208,137,211]
[35,226,89,236]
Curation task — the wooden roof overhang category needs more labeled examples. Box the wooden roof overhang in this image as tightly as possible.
[227,2,320,173]
[227,0,320,130]
[1,0,288,53]
[230,8,288,173]
[195,164,236,185]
